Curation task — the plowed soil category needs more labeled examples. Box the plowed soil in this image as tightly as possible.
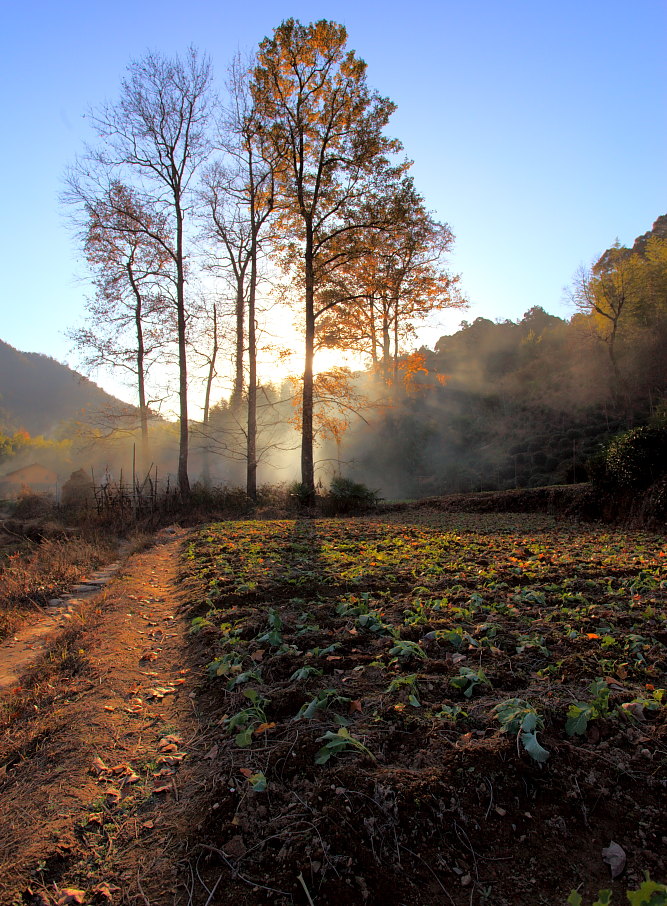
[0,512,665,906]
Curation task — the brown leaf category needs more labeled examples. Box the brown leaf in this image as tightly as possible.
[205,745,219,760]
[56,888,86,905]
[602,841,626,878]
[349,699,363,713]
[157,752,186,765]
[621,702,645,720]
[153,782,172,794]
[90,756,109,776]
[250,649,265,662]
[253,722,276,735]
[120,771,140,785]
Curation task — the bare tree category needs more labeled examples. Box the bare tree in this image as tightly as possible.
[75,47,214,496]
[68,181,173,470]
[202,55,275,498]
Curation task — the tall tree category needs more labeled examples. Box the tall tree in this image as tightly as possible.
[68,181,172,471]
[79,48,214,496]
[251,19,402,499]
[202,56,275,498]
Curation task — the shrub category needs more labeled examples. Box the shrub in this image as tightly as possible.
[11,491,55,519]
[589,425,667,490]
[321,476,380,514]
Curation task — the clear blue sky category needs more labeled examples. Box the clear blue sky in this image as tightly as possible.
[1,0,665,400]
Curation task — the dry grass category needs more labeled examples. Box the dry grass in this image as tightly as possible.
[0,534,115,640]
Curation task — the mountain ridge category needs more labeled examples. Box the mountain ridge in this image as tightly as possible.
[0,339,136,437]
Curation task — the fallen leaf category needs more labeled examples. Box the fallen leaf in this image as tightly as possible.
[158,735,182,749]
[349,699,362,713]
[621,702,645,720]
[205,745,219,760]
[141,820,154,829]
[251,649,265,662]
[239,768,253,778]
[90,756,109,776]
[253,722,276,735]
[157,752,187,765]
[103,704,116,712]
[56,888,86,904]
[120,771,140,785]
[153,782,172,794]
[602,841,626,878]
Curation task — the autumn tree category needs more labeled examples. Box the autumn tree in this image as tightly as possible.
[75,48,214,496]
[571,230,667,402]
[68,181,173,470]
[251,19,403,500]
[318,176,464,387]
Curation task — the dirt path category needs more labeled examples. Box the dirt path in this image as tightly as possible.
[0,530,213,906]
[0,558,124,693]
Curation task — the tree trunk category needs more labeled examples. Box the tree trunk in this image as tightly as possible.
[231,279,245,410]
[301,225,316,502]
[202,304,218,488]
[393,300,399,388]
[247,233,258,501]
[127,262,150,474]
[381,307,391,383]
[175,201,190,498]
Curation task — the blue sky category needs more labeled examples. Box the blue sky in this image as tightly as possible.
[1,0,665,403]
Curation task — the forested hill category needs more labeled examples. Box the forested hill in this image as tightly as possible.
[0,339,134,436]
[334,216,667,498]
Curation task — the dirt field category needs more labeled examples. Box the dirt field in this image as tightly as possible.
[0,512,665,905]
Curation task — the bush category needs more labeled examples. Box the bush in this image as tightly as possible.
[11,491,55,519]
[590,425,667,490]
[321,476,380,514]
[287,481,316,508]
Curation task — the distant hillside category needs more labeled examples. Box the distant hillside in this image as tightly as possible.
[0,339,136,436]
